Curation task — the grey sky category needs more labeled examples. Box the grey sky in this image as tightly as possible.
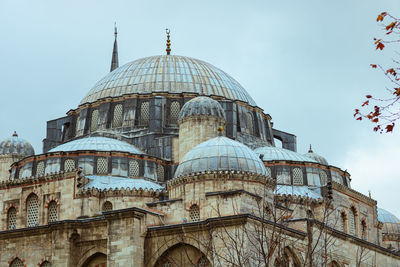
[1,0,399,214]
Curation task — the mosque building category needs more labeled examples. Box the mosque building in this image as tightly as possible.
[0,28,399,267]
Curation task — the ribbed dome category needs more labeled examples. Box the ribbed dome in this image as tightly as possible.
[48,136,143,154]
[174,136,267,178]
[254,146,317,162]
[304,146,328,165]
[0,132,34,157]
[178,96,226,122]
[80,55,256,106]
[378,208,400,235]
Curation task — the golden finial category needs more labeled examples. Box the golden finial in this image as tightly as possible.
[217,126,224,135]
[166,28,171,55]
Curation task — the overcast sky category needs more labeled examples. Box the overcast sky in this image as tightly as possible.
[1,0,399,215]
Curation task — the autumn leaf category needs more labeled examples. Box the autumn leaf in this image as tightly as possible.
[366,95,372,98]
[377,12,387,22]
[386,68,397,76]
[386,123,395,132]
[376,42,385,50]
[386,22,396,31]
[356,117,362,121]
[394,88,400,96]
[362,100,369,107]
[370,64,377,68]
[372,118,379,123]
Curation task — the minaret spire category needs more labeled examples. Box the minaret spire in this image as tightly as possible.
[166,28,171,55]
[110,23,119,72]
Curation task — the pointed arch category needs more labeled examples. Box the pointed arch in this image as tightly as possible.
[154,243,210,267]
[10,258,24,267]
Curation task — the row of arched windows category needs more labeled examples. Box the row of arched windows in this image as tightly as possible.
[339,207,367,239]
[10,258,51,267]
[87,100,183,134]
[7,194,58,230]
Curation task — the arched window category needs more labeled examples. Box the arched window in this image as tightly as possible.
[10,258,24,267]
[64,159,75,172]
[140,101,150,126]
[361,219,367,240]
[27,193,39,227]
[163,261,172,267]
[265,167,272,178]
[246,112,254,135]
[102,201,113,212]
[91,109,99,132]
[36,161,45,177]
[7,207,17,230]
[292,168,303,185]
[40,261,51,267]
[340,211,347,233]
[170,101,180,125]
[319,170,328,186]
[97,157,108,174]
[129,160,140,177]
[189,204,200,222]
[349,207,357,236]
[112,104,123,127]
[48,200,58,223]
[157,164,164,181]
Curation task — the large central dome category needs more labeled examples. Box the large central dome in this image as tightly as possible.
[80,55,257,106]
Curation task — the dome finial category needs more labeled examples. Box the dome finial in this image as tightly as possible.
[308,144,313,153]
[110,22,119,72]
[217,126,224,136]
[12,131,18,137]
[166,28,171,55]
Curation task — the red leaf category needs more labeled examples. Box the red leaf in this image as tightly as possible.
[372,118,379,123]
[362,100,369,107]
[386,123,395,132]
[366,95,372,98]
[370,64,377,68]
[377,12,387,22]
[376,42,385,50]
[394,88,400,96]
[356,117,362,121]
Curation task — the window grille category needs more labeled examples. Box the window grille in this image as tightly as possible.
[64,159,75,172]
[36,161,45,177]
[292,168,303,185]
[140,102,150,126]
[157,165,164,181]
[197,256,208,267]
[265,167,272,178]
[170,101,180,124]
[7,207,17,230]
[163,262,172,267]
[102,201,113,212]
[129,160,139,177]
[189,204,200,222]
[10,258,24,267]
[27,194,39,227]
[91,109,99,132]
[349,208,356,236]
[97,158,108,174]
[113,104,123,127]
[40,261,51,267]
[48,201,58,223]
[319,170,328,185]
[276,167,290,185]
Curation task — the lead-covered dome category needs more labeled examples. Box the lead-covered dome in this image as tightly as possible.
[48,136,143,154]
[378,208,400,235]
[254,146,317,162]
[0,132,34,157]
[304,146,328,165]
[174,136,267,178]
[178,96,226,122]
[80,55,256,106]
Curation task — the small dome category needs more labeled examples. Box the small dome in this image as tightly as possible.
[0,132,34,157]
[85,175,163,191]
[304,145,328,165]
[174,136,267,178]
[178,96,226,122]
[378,208,400,235]
[48,136,143,154]
[254,146,317,163]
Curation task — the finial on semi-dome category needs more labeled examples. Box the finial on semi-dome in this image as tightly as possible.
[110,22,119,72]
[308,144,313,153]
[12,131,18,137]
[166,28,171,55]
[217,126,224,136]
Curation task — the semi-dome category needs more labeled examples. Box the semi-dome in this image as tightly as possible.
[378,208,400,235]
[174,136,267,178]
[0,132,34,157]
[48,136,143,154]
[178,96,226,122]
[304,145,328,165]
[80,55,256,106]
[254,146,317,163]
